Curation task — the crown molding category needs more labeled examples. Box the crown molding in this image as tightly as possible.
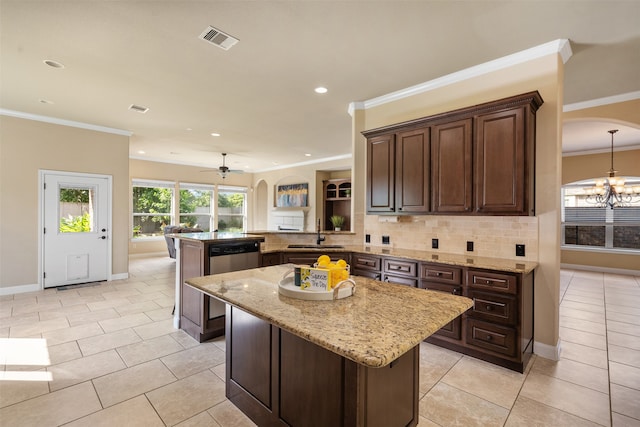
[348,39,571,115]
[0,109,132,136]
[563,91,640,112]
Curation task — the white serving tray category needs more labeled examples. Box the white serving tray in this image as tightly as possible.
[278,273,355,301]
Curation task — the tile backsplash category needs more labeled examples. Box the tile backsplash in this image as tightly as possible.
[362,214,538,261]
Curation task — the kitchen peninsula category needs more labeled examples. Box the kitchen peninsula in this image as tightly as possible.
[186,264,473,427]
[171,232,265,342]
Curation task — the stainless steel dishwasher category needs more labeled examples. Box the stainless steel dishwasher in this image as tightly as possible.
[207,240,260,318]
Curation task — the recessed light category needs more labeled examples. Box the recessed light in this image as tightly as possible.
[43,59,65,69]
[305,153,311,157]
[138,150,145,154]
[210,132,221,137]
[314,86,328,94]
[186,128,192,131]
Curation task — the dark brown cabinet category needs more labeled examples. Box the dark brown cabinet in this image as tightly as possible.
[475,105,535,215]
[365,129,430,214]
[424,266,534,372]
[382,257,418,287]
[363,91,543,216]
[366,134,395,213]
[351,253,382,280]
[260,252,281,267]
[396,128,430,213]
[179,240,225,342]
[226,305,419,427]
[431,119,472,213]
[282,251,350,266]
[323,178,351,231]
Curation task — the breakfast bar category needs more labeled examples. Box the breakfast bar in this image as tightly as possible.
[186,264,473,427]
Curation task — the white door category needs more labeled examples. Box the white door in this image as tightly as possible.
[43,172,110,288]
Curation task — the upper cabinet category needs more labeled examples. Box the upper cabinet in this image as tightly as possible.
[363,91,543,216]
[365,128,431,214]
[431,118,473,213]
[366,134,395,213]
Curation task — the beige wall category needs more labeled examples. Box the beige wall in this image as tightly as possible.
[561,99,640,273]
[0,115,129,290]
[352,54,563,352]
[253,158,353,232]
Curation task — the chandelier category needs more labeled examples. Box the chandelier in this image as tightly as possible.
[584,129,640,209]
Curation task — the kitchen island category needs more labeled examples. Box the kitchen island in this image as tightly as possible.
[171,232,265,342]
[186,264,473,427]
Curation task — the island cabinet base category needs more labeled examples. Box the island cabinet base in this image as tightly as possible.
[225,305,419,427]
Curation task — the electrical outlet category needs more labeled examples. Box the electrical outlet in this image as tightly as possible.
[516,244,525,257]
[382,235,390,245]
[365,234,371,243]
[432,238,439,249]
[467,241,474,252]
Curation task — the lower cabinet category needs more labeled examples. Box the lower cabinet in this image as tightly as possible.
[282,251,350,266]
[420,263,463,341]
[226,305,419,427]
[275,250,533,373]
[424,266,534,373]
[382,257,418,287]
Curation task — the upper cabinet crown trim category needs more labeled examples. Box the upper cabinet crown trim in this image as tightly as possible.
[362,91,543,138]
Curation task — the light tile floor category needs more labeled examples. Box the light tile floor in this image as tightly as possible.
[1,255,639,426]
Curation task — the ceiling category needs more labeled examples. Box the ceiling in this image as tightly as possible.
[2,1,639,172]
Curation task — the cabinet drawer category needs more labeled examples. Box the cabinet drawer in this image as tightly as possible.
[383,274,418,288]
[435,318,461,340]
[383,258,418,277]
[466,319,517,357]
[352,269,382,281]
[352,254,381,271]
[420,281,462,296]
[420,264,461,285]
[467,270,518,294]
[468,290,517,325]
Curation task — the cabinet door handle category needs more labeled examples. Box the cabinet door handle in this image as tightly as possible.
[452,289,459,295]
[486,305,493,311]
[486,335,492,340]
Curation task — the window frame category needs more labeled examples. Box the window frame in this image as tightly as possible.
[178,182,215,232]
[132,179,175,240]
[216,185,248,233]
[561,178,640,253]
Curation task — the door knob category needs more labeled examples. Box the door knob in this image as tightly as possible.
[99,236,106,240]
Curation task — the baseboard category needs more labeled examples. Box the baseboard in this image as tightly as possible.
[109,273,129,281]
[534,339,561,361]
[0,283,41,296]
[561,263,640,277]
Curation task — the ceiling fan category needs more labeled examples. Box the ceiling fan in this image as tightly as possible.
[209,153,244,179]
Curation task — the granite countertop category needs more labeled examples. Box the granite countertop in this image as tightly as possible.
[260,244,537,274]
[171,232,265,243]
[186,264,473,368]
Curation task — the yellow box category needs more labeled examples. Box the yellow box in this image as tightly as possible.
[295,265,350,291]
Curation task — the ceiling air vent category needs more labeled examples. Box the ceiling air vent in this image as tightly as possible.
[199,26,239,50]
[128,104,149,114]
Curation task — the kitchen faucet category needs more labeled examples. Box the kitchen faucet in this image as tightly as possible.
[316,219,325,245]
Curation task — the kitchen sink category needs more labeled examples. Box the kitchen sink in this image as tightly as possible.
[287,244,345,249]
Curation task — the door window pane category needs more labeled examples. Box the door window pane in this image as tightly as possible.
[59,187,94,233]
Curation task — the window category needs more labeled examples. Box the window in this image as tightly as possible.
[132,180,174,238]
[562,178,640,251]
[179,183,214,232]
[59,187,94,233]
[217,186,247,232]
